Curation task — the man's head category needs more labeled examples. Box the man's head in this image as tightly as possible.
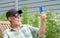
[6,9,23,25]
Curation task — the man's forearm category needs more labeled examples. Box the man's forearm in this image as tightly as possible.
[37,19,46,35]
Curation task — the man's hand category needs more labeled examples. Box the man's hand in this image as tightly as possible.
[40,13,46,20]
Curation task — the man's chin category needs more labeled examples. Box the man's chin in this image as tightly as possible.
[14,23,20,25]
[13,23,20,25]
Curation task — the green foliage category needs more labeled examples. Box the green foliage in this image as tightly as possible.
[22,5,28,11]
[0,34,2,38]
[28,13,39,27]
[28,13,34,25]
[0,13,7,21]
[21,6,28,24]
[21,6,39,27]
[32,13,39,27]
[45,11,59,38]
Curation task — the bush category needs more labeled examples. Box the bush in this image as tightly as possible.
[0,13,7,21]
[45,12,59,38]
[0,34,3,38]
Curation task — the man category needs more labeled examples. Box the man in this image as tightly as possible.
[3,9,46,38]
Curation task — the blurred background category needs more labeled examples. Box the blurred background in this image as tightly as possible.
[0,0,60,38]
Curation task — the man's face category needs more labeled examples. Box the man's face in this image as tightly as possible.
[8,14,20,25]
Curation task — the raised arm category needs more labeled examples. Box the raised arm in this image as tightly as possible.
[37,13,46,35]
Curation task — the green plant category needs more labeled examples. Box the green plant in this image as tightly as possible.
[0,34,3,38]
[32,13,39,27]
[0,13,7,21]
[21,6,39,27]
[21,6,28,24]
[28,13,34,25]
[45,11,59,38]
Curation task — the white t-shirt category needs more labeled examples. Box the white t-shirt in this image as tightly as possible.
[3,24,39,38]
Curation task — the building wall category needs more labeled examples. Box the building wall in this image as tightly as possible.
[0,0,60,15]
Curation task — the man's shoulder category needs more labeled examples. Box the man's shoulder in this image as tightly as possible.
[21,24,32,28]
[3,28,10,34]
[20,24,28,28]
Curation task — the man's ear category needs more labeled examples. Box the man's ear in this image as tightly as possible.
[8,17,11,21]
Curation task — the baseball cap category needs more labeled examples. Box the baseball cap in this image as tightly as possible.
[6,9,23,18]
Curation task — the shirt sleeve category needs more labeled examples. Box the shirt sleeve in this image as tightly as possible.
[27,25,40,38]
[28,25,39,33]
